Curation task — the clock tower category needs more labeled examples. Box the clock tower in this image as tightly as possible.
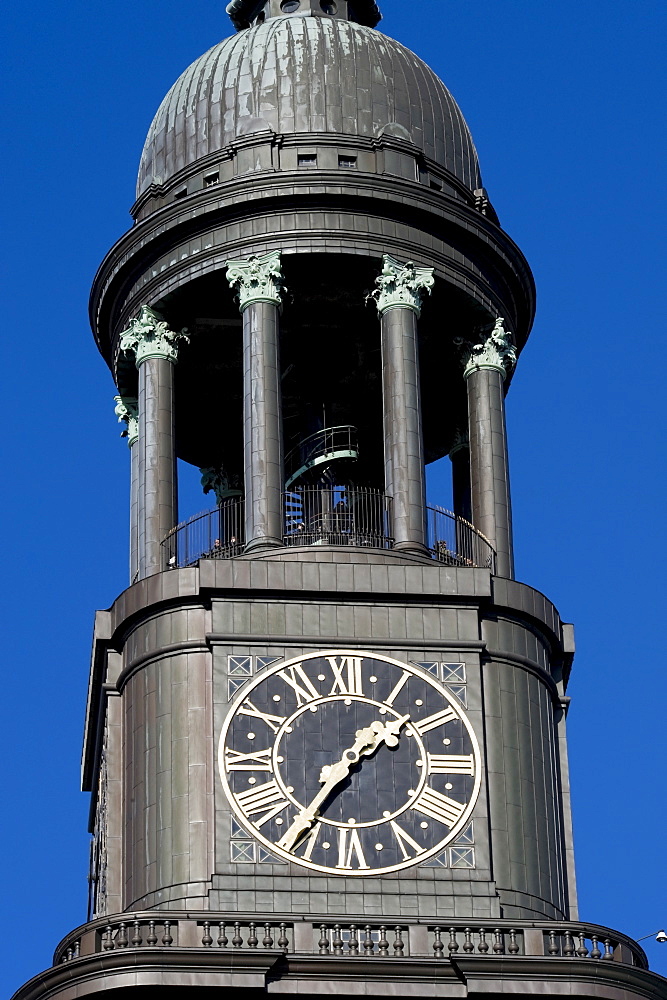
[13,2,667,998]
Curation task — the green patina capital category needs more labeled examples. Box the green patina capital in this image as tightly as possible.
[119,305,189,366]
[200,466,242,504]
[448,427,469,458]
[226,251,285,311]
[455,318,517,380]
[372,254,434,317]
[113,394,139,447]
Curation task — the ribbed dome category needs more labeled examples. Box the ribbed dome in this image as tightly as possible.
[137,16,482,197]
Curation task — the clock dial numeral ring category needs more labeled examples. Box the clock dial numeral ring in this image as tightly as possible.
[218,650,481,875]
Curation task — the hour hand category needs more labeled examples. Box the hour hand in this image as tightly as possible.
[277,715,410,852]
[367,713,410,750]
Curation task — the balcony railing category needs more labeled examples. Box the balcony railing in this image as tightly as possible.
[162,488,496,572]
[162,497,245,568]
[284,425,359,488]
[54,912,649,970]
[426,503,496,573]
[284,486,392,548]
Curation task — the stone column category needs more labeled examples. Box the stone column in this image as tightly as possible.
[372,255,433,555]
[120,306,188,579]
[114,395,139,582]
[456,318,516,578]
[226,251,285,551]
[449,427,472,523]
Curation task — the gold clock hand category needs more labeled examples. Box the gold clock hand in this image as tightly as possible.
[277,727,377,851]
[277,714,410,852]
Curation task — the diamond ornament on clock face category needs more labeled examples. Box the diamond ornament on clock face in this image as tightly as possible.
[218,651,481,875]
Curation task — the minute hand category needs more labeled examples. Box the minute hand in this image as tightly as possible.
[277,714,409,852]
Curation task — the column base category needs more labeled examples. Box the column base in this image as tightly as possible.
[393,540,431,558]
[244,536,284,554]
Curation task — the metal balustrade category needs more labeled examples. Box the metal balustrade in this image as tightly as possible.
[283,486,392,549]
[55,914,649,969]
[426,503,496,573]
[161,487,496,570]
[162,497,245,568]
[284,425,359,488]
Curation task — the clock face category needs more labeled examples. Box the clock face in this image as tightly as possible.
[218,651,481,875]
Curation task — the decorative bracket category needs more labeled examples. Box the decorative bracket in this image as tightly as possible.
[455,318,517,380]
[114,395,139,447]
[371,254,434,317]
[226,251,285,312]
[119,305,189,366]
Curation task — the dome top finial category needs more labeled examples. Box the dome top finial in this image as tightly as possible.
[226,0,381,31]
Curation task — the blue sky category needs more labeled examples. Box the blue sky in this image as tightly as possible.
[1,0,666,994]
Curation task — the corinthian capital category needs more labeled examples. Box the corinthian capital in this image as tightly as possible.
[455,318,517,380]
[226,251,285,311]
[200,466,242,504]
[371,255,434,317]
[114,394,139,447]
[119,305,189,366]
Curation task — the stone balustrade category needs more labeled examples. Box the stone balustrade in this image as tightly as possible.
[54,913,648,970]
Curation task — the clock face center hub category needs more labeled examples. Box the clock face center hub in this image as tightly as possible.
[271,695,428,827]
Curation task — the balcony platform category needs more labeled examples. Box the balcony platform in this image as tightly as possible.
[13,913,667,999]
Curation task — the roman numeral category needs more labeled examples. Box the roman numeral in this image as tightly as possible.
[336,827,369,870]
[235,780,289,827]
[238,700,286,734]
[295,821,323,862]
[326,656,364,697]
[389,820,426,861]
[427,754,475,775]
[385,670,410,707]
[224,747,273,772]
[412,787,466,828]
[413,706,458,735]
[278,663,320,706]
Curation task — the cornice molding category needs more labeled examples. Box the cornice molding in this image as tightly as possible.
[90,184,534,374]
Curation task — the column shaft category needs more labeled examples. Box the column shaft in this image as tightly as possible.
[451,446,472,523]
[381,306,427,554]
[467,367,513,578]
[129,439,139,582]
[243,300,283,549]
[138,357,177,577]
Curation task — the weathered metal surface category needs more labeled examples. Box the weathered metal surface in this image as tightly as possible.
[137,17,481,197]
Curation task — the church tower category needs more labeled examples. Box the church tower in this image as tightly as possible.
[13,2,667,997]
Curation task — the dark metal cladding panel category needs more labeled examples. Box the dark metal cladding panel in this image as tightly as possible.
[137,18,482,196]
